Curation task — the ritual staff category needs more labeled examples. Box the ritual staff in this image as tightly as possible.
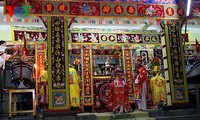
[108,67,133,114]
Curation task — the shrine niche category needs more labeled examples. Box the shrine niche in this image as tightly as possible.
[3,0,198,116]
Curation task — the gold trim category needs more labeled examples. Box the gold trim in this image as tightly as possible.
[5,13,198,20]
[81,49,85,105]
[122,46,125,75]
[10,26,15,42]
[68,43,160,46]
[90,49,94,105]
[35,44,38,105]
[47,17,53,110]
[64,16,70,109]
[71,31,160,34]
[164,24,173,104]
[36,50,46,52]
[92,76,112,79]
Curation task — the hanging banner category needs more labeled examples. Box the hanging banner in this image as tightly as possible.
[166,22,189,104]
[82,49,93,105]
[5,0,198,19]
[49,17,68,110]
[35,45,46,105]
[124,49,134,103]
[51,17,66,90]
[168,25,184,86]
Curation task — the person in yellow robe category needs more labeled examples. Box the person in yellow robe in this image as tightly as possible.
[38,65,48,111]
[69,67,80,108]
[150,66,166,108]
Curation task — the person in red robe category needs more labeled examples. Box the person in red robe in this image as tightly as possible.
[108,67,133,114]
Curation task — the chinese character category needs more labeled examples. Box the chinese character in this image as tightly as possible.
[167,7,174,16]
[45,3,54,12]
[102,5,111,14]
[115,5,123,14]
[58,3,67,13]
[127,6,135,14]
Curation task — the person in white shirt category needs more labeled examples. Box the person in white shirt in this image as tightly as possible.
[0,40,18,91]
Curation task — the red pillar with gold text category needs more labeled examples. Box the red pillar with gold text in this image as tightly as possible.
[82,49,93,107]
[124,49,134,103]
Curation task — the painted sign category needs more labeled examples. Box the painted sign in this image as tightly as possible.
[51,17,66,89]
[5,0,200,18]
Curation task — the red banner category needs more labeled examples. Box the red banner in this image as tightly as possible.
[5,0,193,18]
[36,52,45,81]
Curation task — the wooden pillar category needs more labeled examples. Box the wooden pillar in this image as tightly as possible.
[47,16,70,111]
[163,20,189,105]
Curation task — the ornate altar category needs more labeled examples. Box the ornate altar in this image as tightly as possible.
[68,42,164,112]
[92,49,122,76]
